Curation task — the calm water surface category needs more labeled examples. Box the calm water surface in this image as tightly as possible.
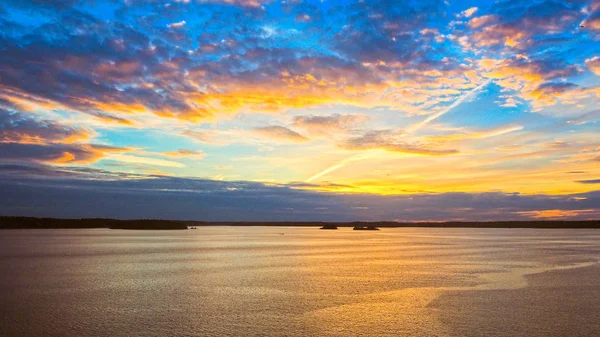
[1,227,599,336]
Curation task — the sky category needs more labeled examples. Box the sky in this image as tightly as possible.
[0,0,599,221]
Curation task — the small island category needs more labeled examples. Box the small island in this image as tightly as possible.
[320,224,338,230]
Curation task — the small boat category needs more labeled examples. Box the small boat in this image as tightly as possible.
[353,226,379,230]
[320,224,338,230]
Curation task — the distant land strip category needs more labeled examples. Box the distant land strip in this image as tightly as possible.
[1,216,599,229]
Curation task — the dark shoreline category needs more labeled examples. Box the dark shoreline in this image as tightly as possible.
[1,216,599,229]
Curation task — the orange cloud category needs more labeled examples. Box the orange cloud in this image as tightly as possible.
[515,209,599,219]
[0,143,125,164]
[161,149,206,159]
[48,145,125,164]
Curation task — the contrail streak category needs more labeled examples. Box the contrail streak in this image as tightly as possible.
[405,79,492,135]
[306,152,376,183]
[482,124,523,138]
[304,79,492,183]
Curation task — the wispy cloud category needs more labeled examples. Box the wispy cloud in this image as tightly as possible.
[161,149,206,159]
[108,154,185,168]
[341,130,459,155]
[577,179,600,184]
[293,114,368,136]
[251,126,309,143]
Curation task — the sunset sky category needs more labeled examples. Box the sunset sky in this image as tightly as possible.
[1,0,599,221]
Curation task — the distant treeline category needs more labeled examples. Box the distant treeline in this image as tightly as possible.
[1,216,599,229]
[190,220,600,228]
[0,217,188,230]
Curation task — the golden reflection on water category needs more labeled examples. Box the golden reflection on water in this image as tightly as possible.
[274,228,599,336]
[0,227,599,337]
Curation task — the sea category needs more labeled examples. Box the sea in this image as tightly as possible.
[1,227,599,336]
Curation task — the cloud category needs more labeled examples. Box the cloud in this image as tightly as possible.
[341,130,458,156]
[167,20,186,29]
[465,1,584,50]
[0,109,92,144]
[582,10,600,30]
[528,82,580,105]
[293,114,368,136]
[0,0,510,124]
[295,13,311,22]
[0,0,594,127]
[107,154,185,168]
[468,15,498,29]
[181,130,218,143]
[0,0,598,209]
[527,82,600,113]
[514,209,599,219]
[0,108,121,164]
[577,179,600,184]
[329,0,445,64]
[483,57,579,85]
[479,57,596,113]
[460,7,478,18]
[586,57,600,76]
[161,149,206,159]
[0,167,599,221]
[0,143,123,164]
[0,163,152,180]
[251,126,309,143]
[0,14,205,122]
